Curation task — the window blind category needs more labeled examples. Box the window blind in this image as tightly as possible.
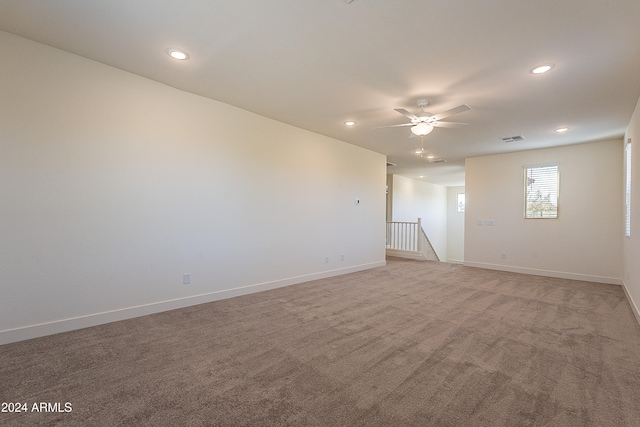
[626,142,632,237]
[524,164,559,218]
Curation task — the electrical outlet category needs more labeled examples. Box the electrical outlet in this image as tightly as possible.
[501,253,507,259]
[325,256,329,264]
[183,273,190,284]
[341,254,345,261]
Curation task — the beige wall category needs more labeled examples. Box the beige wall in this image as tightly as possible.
[465,139,623,283]
[447,186,465,263]
[0,31,387,344]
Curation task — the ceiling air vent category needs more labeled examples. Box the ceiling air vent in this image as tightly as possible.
[429,158,447,163]
[386,162,396,167]
[502,135,526,143]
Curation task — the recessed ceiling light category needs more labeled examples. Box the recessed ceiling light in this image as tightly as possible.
[426,155,435,159]
[555,127,569,133]
[167,49,189,60]
[344,121,356,126]
[530,64,554,74]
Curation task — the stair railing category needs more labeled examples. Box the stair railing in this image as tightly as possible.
[386,218,439,261]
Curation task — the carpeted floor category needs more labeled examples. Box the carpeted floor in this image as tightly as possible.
[2,258,640,426]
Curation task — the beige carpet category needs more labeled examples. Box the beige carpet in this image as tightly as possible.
[2,258,640,426]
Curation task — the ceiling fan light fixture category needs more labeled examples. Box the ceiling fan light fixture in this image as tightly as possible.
[411,122,433,136]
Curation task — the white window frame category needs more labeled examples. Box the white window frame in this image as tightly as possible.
[625,140,632,238]
[524,163,559,219]
[457,193,465,212]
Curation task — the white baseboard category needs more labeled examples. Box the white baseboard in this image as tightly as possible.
[463,261,622,285]
[622,279,640,327]
[0,261,386,346]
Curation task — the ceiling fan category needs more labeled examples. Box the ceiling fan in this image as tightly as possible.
[380,99,470,136]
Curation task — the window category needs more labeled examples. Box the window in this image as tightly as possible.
[626,140,632,237]
[524,164,559,218]
[457,193,465,212]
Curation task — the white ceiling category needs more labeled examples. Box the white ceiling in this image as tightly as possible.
[1,0,639,186]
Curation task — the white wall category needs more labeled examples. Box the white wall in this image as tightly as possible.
[390,175,447,260]
[465,139,623,284]
[623,95,640,323]
[386,174,393,222]
[447,186,465,263]
[0,31,387,344]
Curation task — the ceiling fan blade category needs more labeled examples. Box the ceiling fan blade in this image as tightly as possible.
[431,104,470,121]
[373,123,414,129]
[432,121,468,128]
[394,108,419,121]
